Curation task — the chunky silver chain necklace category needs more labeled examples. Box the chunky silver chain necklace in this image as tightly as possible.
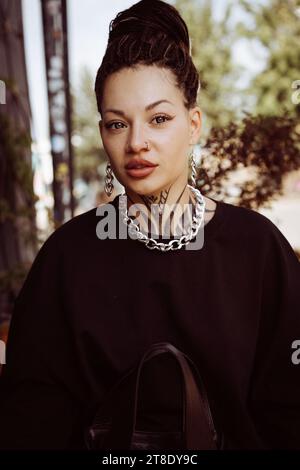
[119,185,205,251]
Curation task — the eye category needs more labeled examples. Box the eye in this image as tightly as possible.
[105,122,125,130]
[152,114,172,125]
[105,114,173,131]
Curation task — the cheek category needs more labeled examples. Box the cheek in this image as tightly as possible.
[165,123,189,162]
[102,135,123,163]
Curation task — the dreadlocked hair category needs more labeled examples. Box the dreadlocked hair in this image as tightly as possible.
[95,0,200,114]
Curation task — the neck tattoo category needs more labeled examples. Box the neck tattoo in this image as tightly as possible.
[140,187,171,216]
[126,183,193,237]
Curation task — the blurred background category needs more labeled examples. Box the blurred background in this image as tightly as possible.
[0,0,300,344]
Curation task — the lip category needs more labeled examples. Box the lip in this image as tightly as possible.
[125,158,158,170]
[126,166,158,179]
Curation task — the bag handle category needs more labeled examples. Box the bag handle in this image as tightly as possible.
[106,342,218,449]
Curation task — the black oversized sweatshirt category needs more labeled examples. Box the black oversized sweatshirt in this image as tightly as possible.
[0,193,299,450]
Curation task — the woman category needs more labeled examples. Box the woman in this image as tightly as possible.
[0,0,299,450]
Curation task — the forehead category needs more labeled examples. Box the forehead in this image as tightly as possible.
[102,65,185,111]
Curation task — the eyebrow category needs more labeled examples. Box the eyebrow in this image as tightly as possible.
[103,99,174,116]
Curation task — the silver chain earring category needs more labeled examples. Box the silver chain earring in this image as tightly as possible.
[189,151,197,188]
[104,162,114,196]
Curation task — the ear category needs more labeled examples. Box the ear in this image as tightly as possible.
[189,106,202,145]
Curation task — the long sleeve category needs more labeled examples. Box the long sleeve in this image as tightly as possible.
[249,222,300,449]
[0,233,85,449]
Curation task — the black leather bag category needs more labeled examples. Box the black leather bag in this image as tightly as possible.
[85,342,220,450]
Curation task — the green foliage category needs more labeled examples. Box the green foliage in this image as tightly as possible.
[71,67,106,181]
[199,112,300,209]
[174,0,243,137]
[0,113,37,223]
[236,0,300,117]
[0,111,38,301]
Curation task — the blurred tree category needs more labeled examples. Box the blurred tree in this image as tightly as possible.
[71,67,106,181]
[174,0,244,138]
[198,112,300,210]
[236,0,300,117]
[173,0,300,248]
[0,0,38,340]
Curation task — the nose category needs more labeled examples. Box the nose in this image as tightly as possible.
[126,124,148,153]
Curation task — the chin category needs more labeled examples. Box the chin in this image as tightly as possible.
[123,175,166,196]
[130,181,167,197]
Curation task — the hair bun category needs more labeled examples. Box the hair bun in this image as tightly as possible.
[109,0,190,53]
[95,0,200,114]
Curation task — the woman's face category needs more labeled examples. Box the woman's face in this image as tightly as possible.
[99,64,201,197]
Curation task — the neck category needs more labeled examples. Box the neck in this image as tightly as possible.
[124,183,197,238]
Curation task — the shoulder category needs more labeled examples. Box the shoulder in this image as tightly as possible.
[218,198,275,229]
[39,203,113,254]
[218,198,283,238]
[218,199,299,264]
